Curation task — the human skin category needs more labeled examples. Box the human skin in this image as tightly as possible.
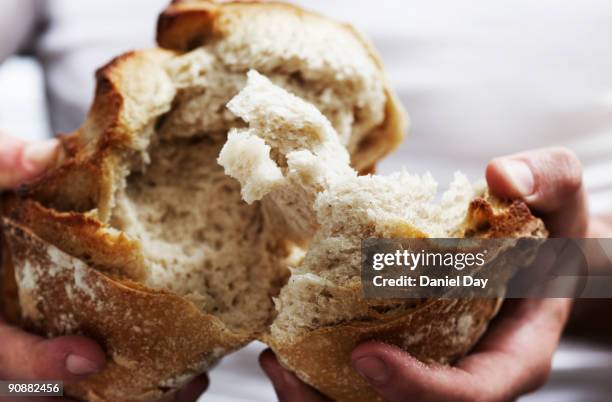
[0,134,209,402]
[260,147,608,402]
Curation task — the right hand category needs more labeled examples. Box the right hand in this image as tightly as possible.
[0,133,210,401]
[260,147,584,402]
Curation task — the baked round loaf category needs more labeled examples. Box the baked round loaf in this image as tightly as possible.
[0,2,545,402]
[1,1,405,401]
[218,71,547,402]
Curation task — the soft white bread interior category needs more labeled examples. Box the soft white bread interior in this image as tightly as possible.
[218,71,502,338]
[157,0,406,170]
[0,2,546,402]
[219,71,547,402]
[1,2,406,401]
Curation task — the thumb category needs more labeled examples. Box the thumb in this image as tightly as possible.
[486,146,587,236]
[0,136,59,189]
[0,319,106,383]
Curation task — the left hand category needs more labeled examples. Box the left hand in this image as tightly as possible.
[0,133,60,188]
[260,147,583,402]
[0,133,210,402]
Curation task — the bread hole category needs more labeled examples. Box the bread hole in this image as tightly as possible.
[353,105,364,125]
[154,110,170,131]
[320,289,332,299]
[289,71,305,86]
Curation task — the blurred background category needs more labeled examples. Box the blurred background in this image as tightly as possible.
[1,1,611,401]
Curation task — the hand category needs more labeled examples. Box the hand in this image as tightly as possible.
[0,134,105,401]
[486,146,587,237]
[0,134,209,401]
[260,147,583,402]
[0,134,60,188]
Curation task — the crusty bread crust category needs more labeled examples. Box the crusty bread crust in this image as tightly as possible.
[0,3,546,402]
[266,298,501,402]
[0,3,407,399]
[3,218,245,401]
[263,195,546,402]
[0,48,225,401]
[22,49,177,222]
[156,0,407,173]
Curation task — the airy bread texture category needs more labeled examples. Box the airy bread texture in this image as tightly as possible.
[218,71,547,402]
[0,2,545,402]
[157,0,406,171]
[219,71,479,336]
[0,2,406,401]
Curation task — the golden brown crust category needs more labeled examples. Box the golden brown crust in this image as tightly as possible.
[266,298,500,402]
[22,49,176,220]
[0,48,218,401]
[3,218,247,402]
[156,1,219,51]
[156,0,407,174]
[0,3,544,401]
[0,230,20,324]
[267,196,546,402]
[465,195,548,238]
[4,198,146,281]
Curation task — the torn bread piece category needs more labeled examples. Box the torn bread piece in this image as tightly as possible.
[219,70,547,402]
[1,0,406,397]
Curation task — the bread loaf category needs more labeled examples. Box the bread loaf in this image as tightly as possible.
[219,71,547,402]
[0,1,545,401]
[0,1,405,400]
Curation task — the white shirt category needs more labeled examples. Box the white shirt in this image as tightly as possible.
[0,1,611,401]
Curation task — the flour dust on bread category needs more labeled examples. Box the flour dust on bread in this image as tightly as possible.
[0,2,405,402]
[219,71,547,402]
[218,70,534,340]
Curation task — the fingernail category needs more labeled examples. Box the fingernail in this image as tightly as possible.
[22,139,59,172]
[499,159,535,197]
[354,356,390,384]
[66,354,99,375]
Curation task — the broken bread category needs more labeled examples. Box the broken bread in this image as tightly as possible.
[0,1,545,402]
[218,71,547,402]
[0,1,405,401]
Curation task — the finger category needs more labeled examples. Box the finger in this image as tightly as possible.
[0,135,59,189]
[486,146,587,236]
[459,299,571,397]
[351,299,571,402]
[158,373,208,402]
[352,343,476,402]
[0,320,105,383]
[259,349,330,402]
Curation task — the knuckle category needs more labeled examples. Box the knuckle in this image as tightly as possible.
[550,147,583,194]
[30,340,64,380]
